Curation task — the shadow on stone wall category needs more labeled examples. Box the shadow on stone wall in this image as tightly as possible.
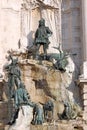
[27,31,34,47]
[66,55,83,107]
[33,79,56,100]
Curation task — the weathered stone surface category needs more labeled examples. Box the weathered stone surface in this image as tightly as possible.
[62,0,82,68]
[19,59,70,102]
[18,56,81,105]
[0,102,12,124]
[9,57,80,123]
[8,105,33,130]
[30,121,84,130]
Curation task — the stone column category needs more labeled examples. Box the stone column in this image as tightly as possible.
[78,0,87,122]
[82,0,87,62]
[81,0,87,78]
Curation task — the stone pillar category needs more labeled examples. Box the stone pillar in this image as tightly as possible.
[78,0,87,122]
[82,0,87,62]
[80,0,87,78]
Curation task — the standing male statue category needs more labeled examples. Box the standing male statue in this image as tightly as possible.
[5,55,21,98]
[34,18,52,60]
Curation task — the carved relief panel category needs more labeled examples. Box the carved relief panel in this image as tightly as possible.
[20,0,61,52]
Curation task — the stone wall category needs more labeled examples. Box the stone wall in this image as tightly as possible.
[61,0,83,107]
[0,0,61,74]
[0,0,22,73]
[62,0,82,68]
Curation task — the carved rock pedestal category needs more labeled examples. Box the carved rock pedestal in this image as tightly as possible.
[8,105,33,130]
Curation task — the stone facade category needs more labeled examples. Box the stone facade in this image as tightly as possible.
[62,0,87,128]
[0,0,61,74]
[62,0,82,67]
[0,0,87,130]
[0,0,22,73]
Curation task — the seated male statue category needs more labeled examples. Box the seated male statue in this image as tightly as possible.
[8,82,35,125]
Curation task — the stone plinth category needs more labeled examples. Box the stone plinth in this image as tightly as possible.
[80,61,87,79]
[78,77,87,121]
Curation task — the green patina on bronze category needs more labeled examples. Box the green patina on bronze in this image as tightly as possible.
[34,18,52,59]
[5,55,21,97]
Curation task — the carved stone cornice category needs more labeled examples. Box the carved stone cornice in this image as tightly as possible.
[78,78,87,85]
[21,0,60,10]
[36,0,59,9]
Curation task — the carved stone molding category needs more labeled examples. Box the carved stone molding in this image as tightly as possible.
[21,0,39,10]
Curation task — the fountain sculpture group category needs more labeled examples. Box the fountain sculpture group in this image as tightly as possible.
[3,18,82,130]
